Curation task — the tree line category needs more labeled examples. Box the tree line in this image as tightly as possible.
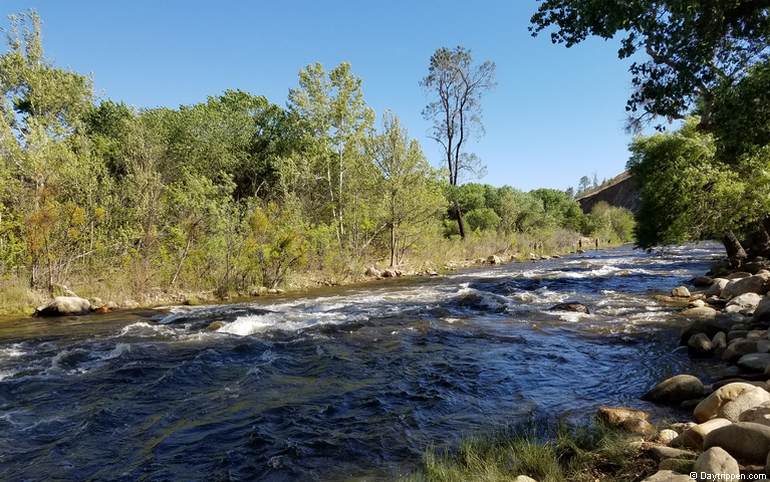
[0,11,633,303]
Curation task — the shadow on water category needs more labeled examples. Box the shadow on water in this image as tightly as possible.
[0,243,730,480]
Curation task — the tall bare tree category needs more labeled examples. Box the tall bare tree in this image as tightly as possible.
[421,46,495,238]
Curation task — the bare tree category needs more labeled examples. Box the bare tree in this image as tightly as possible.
[421,46,495,238]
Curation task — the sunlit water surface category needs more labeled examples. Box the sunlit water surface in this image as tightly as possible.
[0,244,729,480]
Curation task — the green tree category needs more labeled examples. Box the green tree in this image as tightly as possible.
[421,46,496,238]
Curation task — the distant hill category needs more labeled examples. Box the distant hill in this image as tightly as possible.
[575,171,640,213]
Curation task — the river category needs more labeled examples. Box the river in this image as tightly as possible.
[0,244,730,481]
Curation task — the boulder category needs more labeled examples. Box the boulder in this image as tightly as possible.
[597,406,654,434]
[549,301,590,314]
[680,320,727,345]
[672,286,691,298]
[512,477,537,482]
[381,269,398,278]
[672,418,732,450]
[34,296,92,317]
[688,333,713,356]
[726,292,763,313]
[739,401,770,427]
[641,470,695,481]
[649,445,697,460]
[738,353,770,372]
[727,271,753,280]
[722,339,770,362]
[692,447,740,481]
[712,332,727,355]
[692,276,714,287]
[755,296,770,322]
[487,255,503,265]
[704,422,770,464]
[694,382,770,423]
[656,429,680,445]
[689,299,706,308]
[681,306,719,319]
[722,272,770,300]
[706,278,730,297]
[642,374,705,405]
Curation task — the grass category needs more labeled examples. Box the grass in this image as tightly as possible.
[407,419,657,482]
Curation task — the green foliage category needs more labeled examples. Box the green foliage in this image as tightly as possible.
[584,202,636,244]
[629,118,770,247]
[465,208,500,232]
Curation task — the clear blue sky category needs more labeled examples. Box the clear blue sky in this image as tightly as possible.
[4,0,643,191]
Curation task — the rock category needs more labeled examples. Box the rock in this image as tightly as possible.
[680,320,727,345]
[704,422,770,464]
[512,477,537,482]
[740,401,770,427]
[487,255,503,264]
[706,296,727,308]
[549,301,590,314]
[727,292,763,313]
[722,339,770,362]
[748,330,767,339]
[672,418,732,450]
[681,306,719,319]
[706,278,730,297]
[365,266,381,277]
[694,382,770,423]
[597,406,654,434]
[206,320,225,331]
[692,276,714,287]
[688,333,713,356]
[688,299,706,308]
[656,429,680,445]
[643,374,705,405]
[381,269,398,278]
[655,294,693,306]
[727,271,753,280]
[722,272,770,300]
[121,299,139,309]
[692,447,740,481]
[34,296,92,317]
[658,458,693,473]
[738,353,770,372]
[727,330,749,341]
[754,296,770,322]
[649,445,697,460]
[641,470,695,481]
[712,332,727,354]
[672,286,691,298]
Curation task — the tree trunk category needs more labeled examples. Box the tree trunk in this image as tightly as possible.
[389,223,396,268]
[455,203,466,239]
[723,231,748,268]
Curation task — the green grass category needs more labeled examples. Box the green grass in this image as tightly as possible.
[407,419,657,482]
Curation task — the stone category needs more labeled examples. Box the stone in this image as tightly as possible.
[640,470,695,481]
[722,272,770,300]
[206,320,225,331]
[692,276,714,287]
[649,445,697,460]
[706,278,730,297]
[512,477,537,482]
[672,418,732,450]
[722,339,770,362]
[688,333,713,355]
[681,306,719,319]
[672,286,691,298]
[658,458,693,473]
[549,301,590,314]
[738,353,770,372]
[34,296,92,317]
[704,422,770,464]
[755,296,770,322]
[642,374,705,405]
[487,255,503,264]
[712,332,727,354]
[689,299,706,308]
[597,406,654,433]
[727,271,753,280]
[680,320,727,345]
[381,269,398,278]
[739,401,770,427]
[656,429,680,445]
[726,292,763,313]
[694,382,770,422]
[692,447,740,481]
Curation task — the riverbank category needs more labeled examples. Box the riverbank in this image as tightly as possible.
[410,249,770,481]
[3,232,620,319]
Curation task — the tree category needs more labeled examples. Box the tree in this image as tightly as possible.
[530,1,770,130]
[421,46,496,238]
[371,113,445,266]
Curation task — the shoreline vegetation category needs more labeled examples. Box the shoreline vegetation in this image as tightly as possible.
[0,11,634,318]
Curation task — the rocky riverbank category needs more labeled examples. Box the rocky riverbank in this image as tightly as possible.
[598,259,770,481]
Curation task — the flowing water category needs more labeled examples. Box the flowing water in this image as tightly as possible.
[0,244,730,481]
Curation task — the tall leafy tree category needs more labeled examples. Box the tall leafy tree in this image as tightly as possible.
[421,46,496,239]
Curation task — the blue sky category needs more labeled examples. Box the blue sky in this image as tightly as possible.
[4,0,644,191]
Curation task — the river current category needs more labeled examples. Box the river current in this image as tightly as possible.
[0,244,728,480]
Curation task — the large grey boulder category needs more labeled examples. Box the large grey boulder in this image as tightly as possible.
[738,353,770,372]
[681,306,719,319]
[704,422,770,464]
[740,401,770,427]
[755,296,770,321]
[722,338,770,362]
[642,374,705,405]
[34,296,92,317]
[706,278,729,297]
[694,382,770,422]
[692,447,740,481]
[726,292,763,313]
[672,286,691,298]
[672,418,732,450]
[722,272,770,300]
